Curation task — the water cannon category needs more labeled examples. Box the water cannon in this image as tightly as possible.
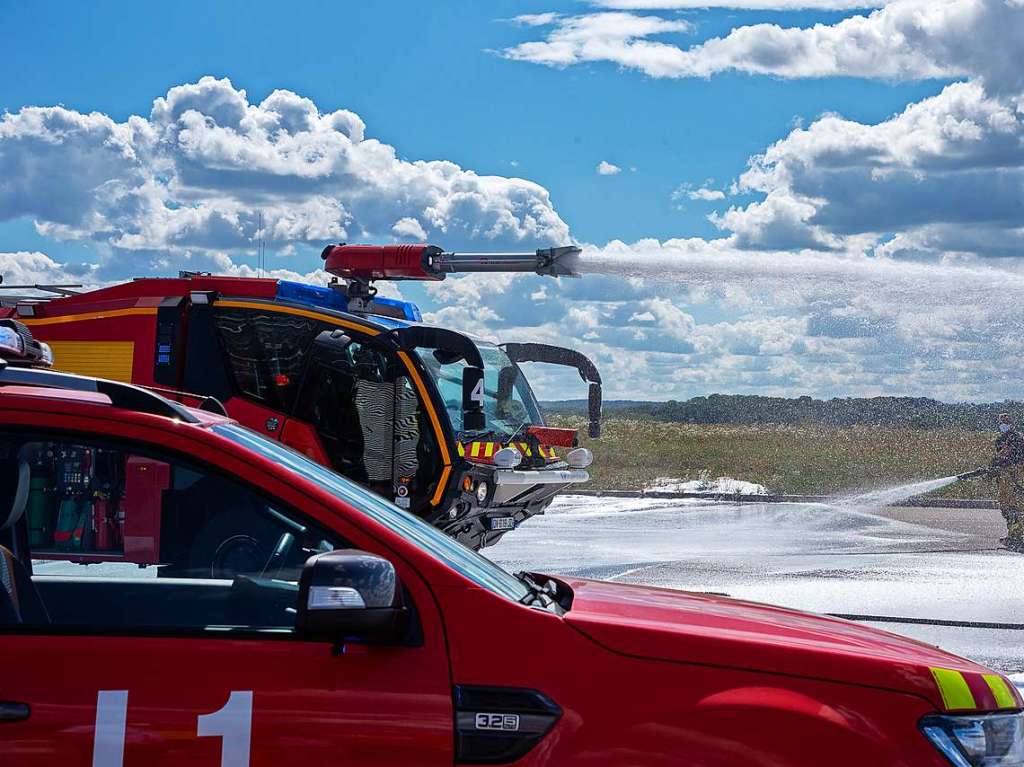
[321,243,581,283]
[320,242,581,313]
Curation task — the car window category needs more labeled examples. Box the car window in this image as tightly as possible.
[214,423,532,604]
[3,435,340,635]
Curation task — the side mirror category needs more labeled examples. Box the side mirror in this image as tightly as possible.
[296,550,408,643]
[462,365,486,432]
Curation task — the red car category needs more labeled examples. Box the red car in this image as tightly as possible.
[0,363,1021,767]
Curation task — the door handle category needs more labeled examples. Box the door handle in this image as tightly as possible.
[0,701,30,722]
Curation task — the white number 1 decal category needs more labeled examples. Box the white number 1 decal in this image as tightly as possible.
[91,690,253,767]
[92,690,128,767]
[197,691,253,767]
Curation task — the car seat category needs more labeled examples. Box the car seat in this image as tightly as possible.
[0,458,49,625]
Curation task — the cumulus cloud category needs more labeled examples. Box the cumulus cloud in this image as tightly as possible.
[0,252,99,288]
[0,77,570,280]
[505,2,1024,260]
[721,80,1024,255]
[597,160,623,175]
[674,183,727,202]
[503,1,1024,89]
[503,12,693,76]
[595,0,888,7]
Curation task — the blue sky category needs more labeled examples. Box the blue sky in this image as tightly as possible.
[2,0,1023,402]
[0,0,942,247]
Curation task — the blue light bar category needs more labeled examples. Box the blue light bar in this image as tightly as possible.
[275,280,422,323]
[276,280,349,312]
[373,296,423,322]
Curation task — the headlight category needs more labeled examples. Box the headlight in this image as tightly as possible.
[476,481,489,504]
[922,712,1024,766]
[0,326,25,357]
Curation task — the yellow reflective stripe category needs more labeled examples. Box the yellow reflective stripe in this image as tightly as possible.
[484,443,494,458]
[22,307,156,326]
[215,299,381,336]
[457,443,465,457]
[931,668,977,711]
[984,675,1017,709]
[470,442,481,458]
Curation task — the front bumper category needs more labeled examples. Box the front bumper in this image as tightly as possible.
[434,465,590,550]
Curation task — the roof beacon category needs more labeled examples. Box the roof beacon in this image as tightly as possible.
[0,319,53,368]
[321,243,581,312]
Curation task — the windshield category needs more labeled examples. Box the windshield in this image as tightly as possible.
[212,423,531,603]
[415,342,543,437]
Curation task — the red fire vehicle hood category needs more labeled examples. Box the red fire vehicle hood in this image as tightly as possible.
[561,577,1019,712]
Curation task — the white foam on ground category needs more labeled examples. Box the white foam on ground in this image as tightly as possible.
[646,476,768,495]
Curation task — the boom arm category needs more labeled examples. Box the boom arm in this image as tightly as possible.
[321,244,581,281]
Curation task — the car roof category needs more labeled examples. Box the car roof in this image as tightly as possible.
[0,368,231,427]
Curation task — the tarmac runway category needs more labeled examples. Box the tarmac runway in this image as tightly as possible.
[487,495,1024,674]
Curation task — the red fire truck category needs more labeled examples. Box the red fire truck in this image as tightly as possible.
[0,243,602,555]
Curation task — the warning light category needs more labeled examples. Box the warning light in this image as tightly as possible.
[274,374,291,387]
[462,476,473,492]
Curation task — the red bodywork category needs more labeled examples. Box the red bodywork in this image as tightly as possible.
[322,243,440,281]
[0,385,1018,765]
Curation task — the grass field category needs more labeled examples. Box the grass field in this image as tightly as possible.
[551,416,999,498]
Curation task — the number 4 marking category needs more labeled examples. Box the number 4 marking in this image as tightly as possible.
[471,377,484,405]
[92,690,253,767]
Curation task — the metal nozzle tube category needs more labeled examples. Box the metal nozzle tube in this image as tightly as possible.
[432,245,581,278]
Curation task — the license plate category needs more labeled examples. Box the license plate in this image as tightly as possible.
[489,517,515,531]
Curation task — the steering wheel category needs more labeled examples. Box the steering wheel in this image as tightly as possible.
[260,532,296,579]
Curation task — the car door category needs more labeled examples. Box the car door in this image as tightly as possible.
[0,429,453,766]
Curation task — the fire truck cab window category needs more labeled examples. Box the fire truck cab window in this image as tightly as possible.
[417,343,543,437]
[214,309,320,411]
[295,341,437,513]
[0,436,339,635]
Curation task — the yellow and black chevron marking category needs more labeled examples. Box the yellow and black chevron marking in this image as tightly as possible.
[457,441,558,461]
[930,667,1023,712]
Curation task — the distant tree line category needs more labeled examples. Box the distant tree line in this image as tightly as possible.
[542,394,1024,430]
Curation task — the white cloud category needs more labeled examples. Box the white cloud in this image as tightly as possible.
[391,217,428,240]
[504,12,693,76]
[721,80,1024,255]
[686,187,726,201]
[511,12,563,26]
[630,310,656,322]
[595,0,888,8]
[598,0,888,6]
[0,252,99,288]
[504,1,1024,90]
[597,160,623,175]
[0,77,570,280]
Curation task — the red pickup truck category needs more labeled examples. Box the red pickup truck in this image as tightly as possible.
[0,364,1020,766]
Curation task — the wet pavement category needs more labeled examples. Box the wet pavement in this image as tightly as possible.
[487,495,1024,673]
